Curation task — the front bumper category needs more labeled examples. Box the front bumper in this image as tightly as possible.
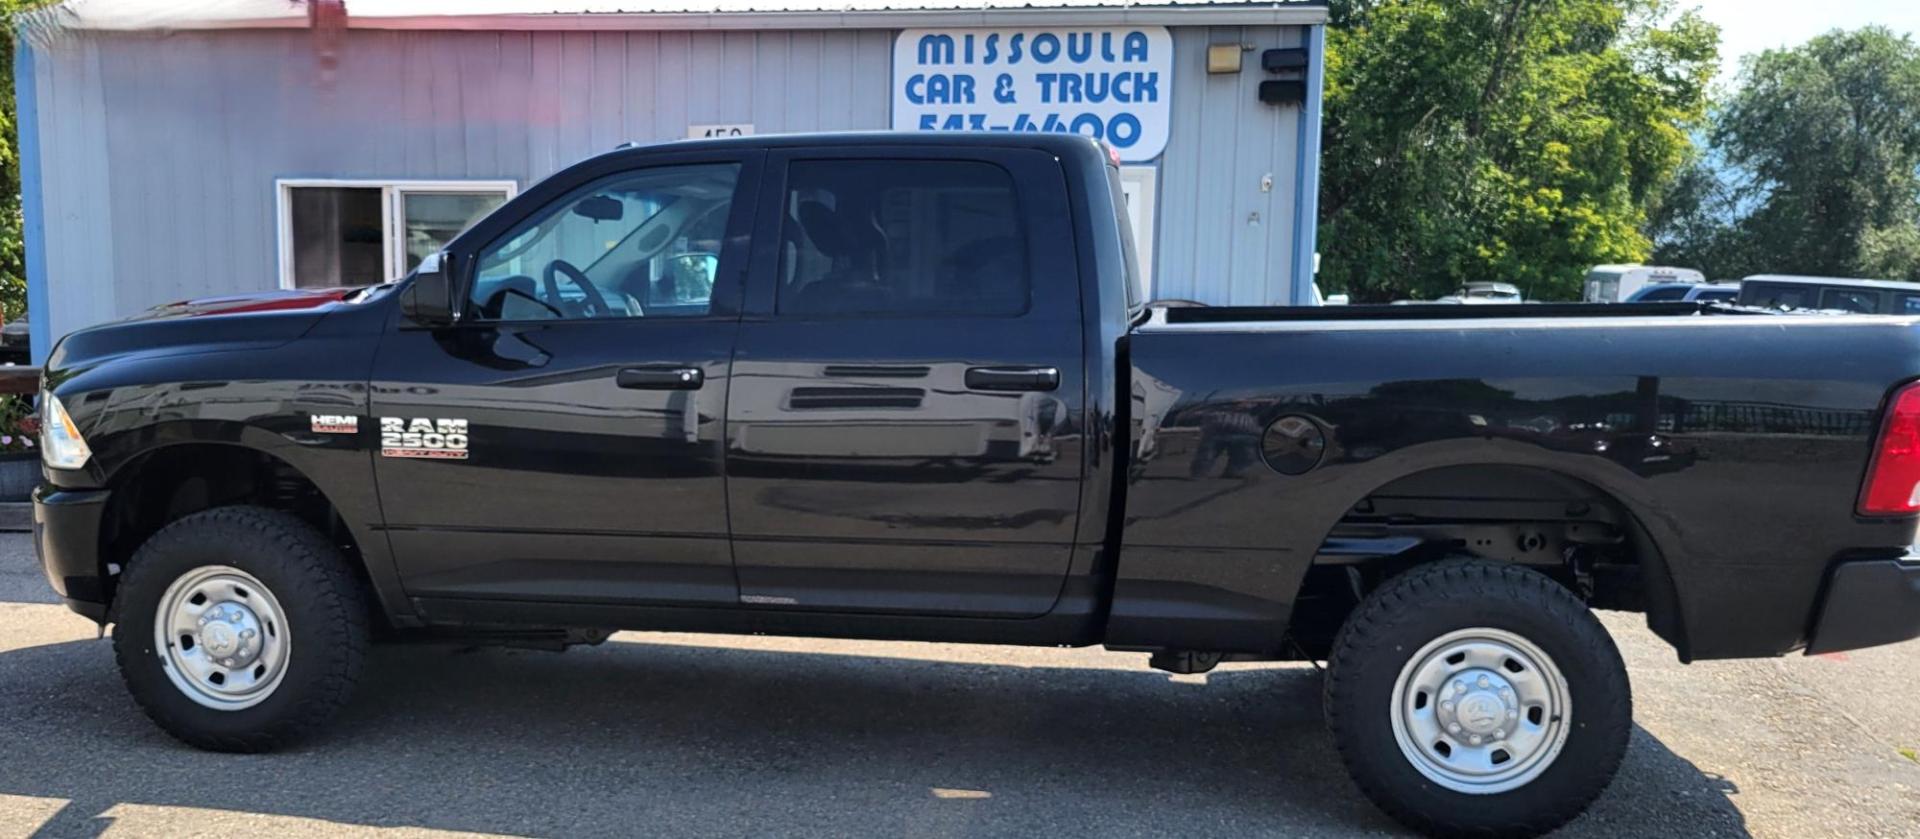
[1804,553,1920,655]
[32,485,111,622]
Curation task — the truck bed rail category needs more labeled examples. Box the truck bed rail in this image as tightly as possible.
[1160,302,1775,324]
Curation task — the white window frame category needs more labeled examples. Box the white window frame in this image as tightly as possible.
[275,178,519,290]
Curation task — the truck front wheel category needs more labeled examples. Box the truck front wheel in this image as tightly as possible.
[111,506,370,752]
[1324,559,1630,837]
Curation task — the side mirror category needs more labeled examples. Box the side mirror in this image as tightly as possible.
[573,195,624,222]
[400,251,457,326]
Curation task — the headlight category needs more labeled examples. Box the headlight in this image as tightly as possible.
[40,393,92,470]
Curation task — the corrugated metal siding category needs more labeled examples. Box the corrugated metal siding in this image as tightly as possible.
[30,23,1307,342]
[1154,24,1304,305]
[33,36,119,337]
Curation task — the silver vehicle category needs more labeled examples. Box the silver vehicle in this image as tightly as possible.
[1738,275,1920,314]
[1444,282,1523,304]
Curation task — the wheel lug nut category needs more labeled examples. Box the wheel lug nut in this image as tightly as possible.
[1453,680,1466,693]
[1447,723,1461,734]
[222,658,234,667]
[1441,700,1454,712]
[1469,735,1483,745]
[241,629,255,639]
[1477,675,1490,688]
[1494,729,1506,740]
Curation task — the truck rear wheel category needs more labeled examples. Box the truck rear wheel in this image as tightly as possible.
[1323,559,1630,837]
[111,506,370,752]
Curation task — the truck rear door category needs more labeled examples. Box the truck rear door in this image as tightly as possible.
[725,146,1085,617]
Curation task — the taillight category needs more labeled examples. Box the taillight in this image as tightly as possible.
[1859,382,1920,515]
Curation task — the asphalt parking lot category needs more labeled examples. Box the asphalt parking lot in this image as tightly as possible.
[2,534,1916,839]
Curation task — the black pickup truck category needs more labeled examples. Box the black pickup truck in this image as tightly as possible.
[33,133,1920,837]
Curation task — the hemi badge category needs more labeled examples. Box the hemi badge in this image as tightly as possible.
[310,414,359,434]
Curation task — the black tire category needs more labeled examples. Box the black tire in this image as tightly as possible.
[1324,559,1631,838]
[111,505,370,752]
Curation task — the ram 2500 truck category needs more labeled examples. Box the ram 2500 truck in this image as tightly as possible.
[33,133,1920,837]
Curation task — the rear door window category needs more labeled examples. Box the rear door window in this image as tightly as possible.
[774,159,1029,317]
[1820,288,1881,313]
[1742,283,1812,310]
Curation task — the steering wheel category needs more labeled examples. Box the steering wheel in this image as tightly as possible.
[541,259,614,317]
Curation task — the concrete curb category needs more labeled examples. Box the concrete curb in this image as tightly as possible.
[0,502,30,532]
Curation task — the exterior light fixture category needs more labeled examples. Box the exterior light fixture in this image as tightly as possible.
[1206,44,1243,74]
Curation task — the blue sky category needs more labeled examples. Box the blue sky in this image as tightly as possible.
[1691,0,1920,81]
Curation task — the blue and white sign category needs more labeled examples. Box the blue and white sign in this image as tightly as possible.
[893,27,1174,163]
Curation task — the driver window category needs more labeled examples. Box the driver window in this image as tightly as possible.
[469,163,739,320]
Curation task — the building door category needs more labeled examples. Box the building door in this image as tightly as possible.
[725,148,1085,618]
[370,152,759,607]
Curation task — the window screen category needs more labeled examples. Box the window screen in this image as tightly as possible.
[289,187,384,288]
[776,160,1029,317]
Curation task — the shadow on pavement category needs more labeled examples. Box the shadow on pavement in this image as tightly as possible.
[0,636,1751,838]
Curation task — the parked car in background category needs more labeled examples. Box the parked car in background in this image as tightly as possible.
[1583,264,1706,302]
[0,317,30,366]
[1738,275,1920,314]
[1624,282,1740,304]
[1442,282,1524,303]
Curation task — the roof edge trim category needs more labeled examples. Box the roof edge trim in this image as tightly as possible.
[50,5,1330,33]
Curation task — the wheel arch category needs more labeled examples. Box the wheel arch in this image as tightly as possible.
[93,438,401,625]
[1288,456,1691,661]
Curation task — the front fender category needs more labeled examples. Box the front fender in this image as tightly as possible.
[37,306,408,622]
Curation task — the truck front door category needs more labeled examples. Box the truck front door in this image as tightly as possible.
[370,151,759,607]
[725,148,1085,617]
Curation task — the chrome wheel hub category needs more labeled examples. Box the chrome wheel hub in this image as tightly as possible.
[1390,628,1571,794]
[195,602,263,666]
[154,566,291,711]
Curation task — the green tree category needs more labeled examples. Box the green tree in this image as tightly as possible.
[1320,0,1719,301]
[0,1,58,326]
[0,2,31,324]
[1653,27,1920,281]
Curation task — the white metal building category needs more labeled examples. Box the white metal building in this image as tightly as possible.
[18,0,1328,359]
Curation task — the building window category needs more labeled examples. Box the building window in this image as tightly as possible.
[276,179,516,289]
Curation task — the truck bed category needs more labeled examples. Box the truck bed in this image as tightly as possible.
[1113,305,1920,660]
